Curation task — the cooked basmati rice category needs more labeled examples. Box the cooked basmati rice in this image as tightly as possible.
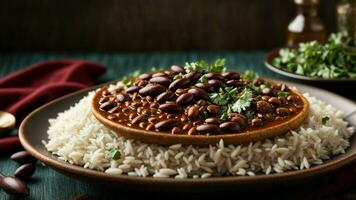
[45,85,354,178]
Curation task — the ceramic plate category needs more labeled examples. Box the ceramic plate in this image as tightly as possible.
[19,80,356,193]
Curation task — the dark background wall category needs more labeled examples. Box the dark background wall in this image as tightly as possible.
[0,0,337,52]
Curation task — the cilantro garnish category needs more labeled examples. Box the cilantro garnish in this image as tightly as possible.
[322,116,330,125]
[272,32,356,79]
[241,70,259,81]
[108,148,121,160]
[231,88,253,113]
[184,58,226,73]
[121,70,141,88]
[277,91,289,98]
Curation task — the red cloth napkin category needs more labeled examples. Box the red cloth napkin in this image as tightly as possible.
[0,60,106,155]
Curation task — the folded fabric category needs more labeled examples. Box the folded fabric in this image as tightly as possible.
[0,60,106,155]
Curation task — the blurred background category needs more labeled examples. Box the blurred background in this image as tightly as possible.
[0,0,338,52]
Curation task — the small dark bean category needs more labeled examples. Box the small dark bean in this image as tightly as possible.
[176,93,194,105]
[197,100,207,106]
[169,78,190,91]
[195,83,214,92]
[219,122,241,132]
[132,115,144,124]
[146,123,155,131]
[188,127,197,135]
[256,100,273,114]
[187,106,199,119]
[170,65,185,73]
[196,124,220,134]
[0,176,29,197]
[278,97,287,105]
[287,95,298,102]
[261,96,270,101]
[188,88,209,99]
[183,123,192,130]
[175,88,188,95]
[207,105,221,115]
[276,107,290,116]
[167,114,175,119]
[251,118,263,127]
[148,117,159,123]
[14,163,35,180]
[208,79,225,88]
[149,76,171,87]
[180,115,188,122]
[10,151,36,164]
[262,88,273,95]
[116,93,129,102]
[159,102,180,113]
[226,80,242,87]
[152,72,166,77]
[126,86,141,94]
[139,84,166,97]
[205,73,225,80]
[230,114,247,128]
[289,107,297,113]
[139,73,152,80]
[150,102,159,108]
[184,72,201,82]
[222,71,240,79]
[156,91,175,103]
[131,100,142,107]
[99,96,109,104]
[155,119,182,131]
[171,127,182,134]
[268,97,281,105]
[139,122,147,128]
[205,118,220,124]
[164,70,174,76]
[99,102,116,111]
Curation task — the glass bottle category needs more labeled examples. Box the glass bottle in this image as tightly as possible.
[287,0,326,46]
[337,0,356,46]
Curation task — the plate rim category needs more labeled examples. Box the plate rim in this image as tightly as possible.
[19,80,356,185]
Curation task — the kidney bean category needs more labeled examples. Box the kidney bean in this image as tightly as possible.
[196,124,220,134]
[176,93,194,105]
[262,88,273,95]
[184,72,201,82]
[230,114,247,128]
[188,127,197,135]
[169,78,190,91]
[289,107,297,113]
[150,102,159,109]
[208,79,225,88]
[180,115,188,122]
[226,80,242,87]
[156,91,175,103]
[287,95,298,102]
[188,88,209,99]
[219,122,241,132]
[205,118,220,124]
[116,93,129,102]
[139,73,152,80]
[276,107,290,116]
[222,71,240,80]
[99,96,109,104]
[261,95,270,101]
[195,83,214,92]
[139,122,147,128]
[171,127,182,134]
[187,106,199,119]
[10,151,36,164]
[148,117,159,123]
[126,86,141,94]
[251,118,263,127]
[99,101,116,111]
[155,119,181,131]
[171,65,185,73]
[134,80,147,87]
[268,97,281,105]
[278,97,287,105]
[183,123,192,130]
[14,163,35,180]
[132,114,144,124]
[175,88,188,95]
[205,73,225,80]
[159,102,180,113]
[197,99,207,106]
[149,76,171,87]
[139,84,166,97]
[146,123,155,131]
[131,100,142,107]
[152,72,166,77]
[207,105,220,115]
[256,100,273,114]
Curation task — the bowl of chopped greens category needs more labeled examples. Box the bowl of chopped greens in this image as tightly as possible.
[264,32,356,95]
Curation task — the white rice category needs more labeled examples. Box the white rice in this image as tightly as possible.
[45,84,354,178]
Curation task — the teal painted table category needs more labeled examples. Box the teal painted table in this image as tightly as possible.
[0,52,353,200]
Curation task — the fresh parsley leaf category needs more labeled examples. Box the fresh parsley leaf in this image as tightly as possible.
[231,88,253,113]
[277,91,289,98]
[184,58,226,73]
[122,77,132,88]
[322,116,330,125]
[241,70,259,81]
[150,67,164,72]
[197,74,208,83]
[108,148,121,160]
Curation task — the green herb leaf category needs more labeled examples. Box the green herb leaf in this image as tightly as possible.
[231,88,253,113]
[277,91,289,98]
[184,58,226,73]
[108,148,121,160]
[322,116,330,125]
[241,70,259,81]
